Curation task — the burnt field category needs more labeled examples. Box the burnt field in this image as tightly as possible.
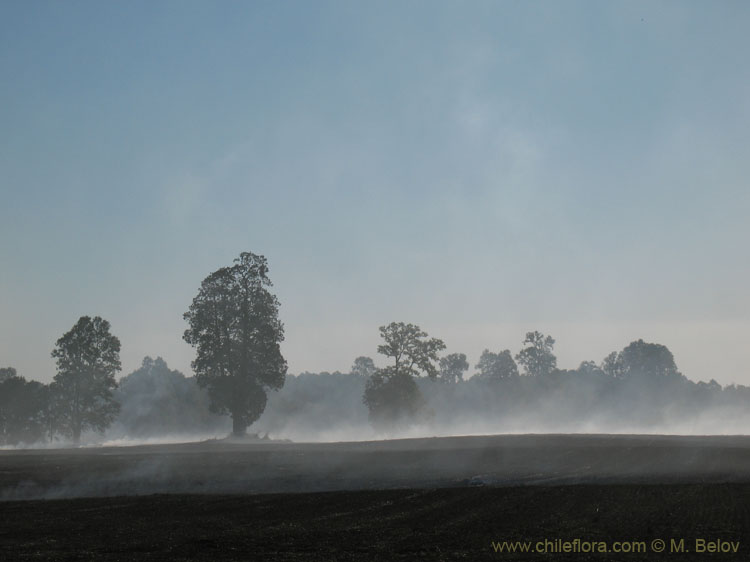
[1,434,750,560]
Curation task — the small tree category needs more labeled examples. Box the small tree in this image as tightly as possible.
[515,331,556,377]
[351,356,377,379]
[439,353,469,383]
[50,316,121,444]
[183,252,287,436]
[475,349,519,381]
[363,367,423,429]
[363,322,445,428]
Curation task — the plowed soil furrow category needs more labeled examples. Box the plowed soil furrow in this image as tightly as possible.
[1,485,749,561]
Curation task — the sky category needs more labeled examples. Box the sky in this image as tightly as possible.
[1,1,749,385]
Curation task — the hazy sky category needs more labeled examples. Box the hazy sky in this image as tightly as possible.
[1,1,749,385]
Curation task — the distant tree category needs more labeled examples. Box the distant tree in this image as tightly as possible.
[363,322,445,428]
[601,351,626,378]
[50,316,121,444]
[0,371,48,445]
[351,356,377,379]
[114,356,227,437]
[0,367,18,383]
[363,368,423,429]
[439,353,469,383]
[183,252,287,436]
[603,339,681,380]
[515,331,556,377]
[577,360,605,377]
[1,369,25,443]
[376,322,446,379]
[474,349,519,381]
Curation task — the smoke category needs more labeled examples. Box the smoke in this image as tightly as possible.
[250,372,750,443]
[4,433,750,501]
[5,361,748,449]
[109,357,230,439]
[4,365,750,500]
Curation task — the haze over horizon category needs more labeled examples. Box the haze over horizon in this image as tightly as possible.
[1,2,749,385]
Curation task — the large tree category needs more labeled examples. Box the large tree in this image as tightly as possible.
[50,316,121,444]
[183,252,287,436]
[602,339,681,380]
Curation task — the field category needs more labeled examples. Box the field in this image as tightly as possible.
[1,434,749,560]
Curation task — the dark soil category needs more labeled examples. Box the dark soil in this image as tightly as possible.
[1,485,749,561]
[1,434,749,560]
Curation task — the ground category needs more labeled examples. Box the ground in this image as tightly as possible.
[1,434,749,560]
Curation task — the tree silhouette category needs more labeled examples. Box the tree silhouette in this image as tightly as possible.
[363,322,444,429]
[0,367,18,382]
[515,331,556,377]
[439,353,469,383]
[0,369,48,445]
[604,339,681,379]
[601,351,626,378]
[50,316,121,444]
[351,356,377,379]
[475,349,519,381]
[376,322,445,378]
[363,367,423,429]
[183,252,287,436]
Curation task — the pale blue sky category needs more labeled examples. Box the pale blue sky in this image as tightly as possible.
[1,1,749,384]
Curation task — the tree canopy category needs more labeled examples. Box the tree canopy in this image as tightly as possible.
[516,331,556,377]
[0,367,18,383]
[439,353,469,383]
[351,356,377,379]
[183,252,287,436]
[475,349,519,381]
[602,339,682,380]
[376,322,446,378]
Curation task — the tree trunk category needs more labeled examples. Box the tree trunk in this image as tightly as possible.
[232,414,247,437]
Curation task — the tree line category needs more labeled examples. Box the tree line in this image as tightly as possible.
[2,250,749,446]
[359,322,708,431]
